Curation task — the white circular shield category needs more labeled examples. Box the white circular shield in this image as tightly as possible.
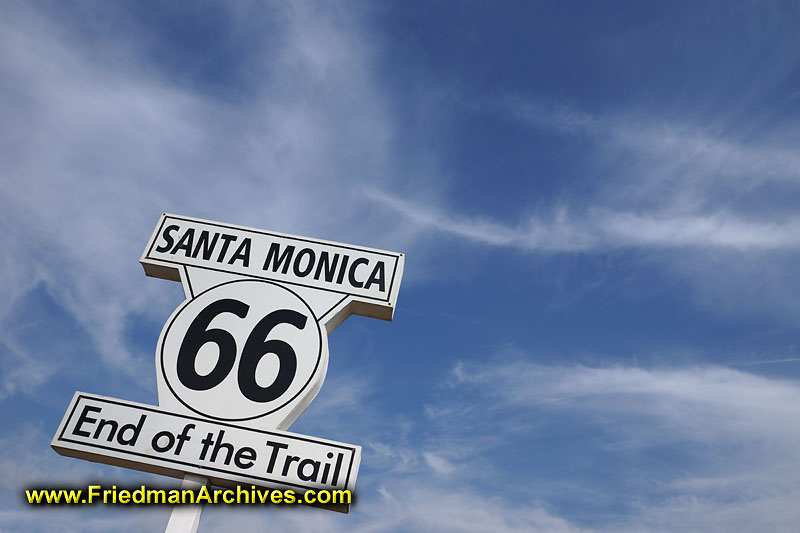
[156,279,327,426]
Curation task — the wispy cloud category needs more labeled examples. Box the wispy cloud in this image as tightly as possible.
[367,91,800,254]
[0,2,418,398]
[501,97,800,192]
[198,480,587,533]
[367,188,800,251]
[365,95,800,321]
[204,359,800,532]
[451,360,800,532]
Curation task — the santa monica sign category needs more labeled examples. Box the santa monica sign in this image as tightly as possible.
[52,213,404,519]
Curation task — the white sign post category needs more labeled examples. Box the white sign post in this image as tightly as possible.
[52,213,404,530]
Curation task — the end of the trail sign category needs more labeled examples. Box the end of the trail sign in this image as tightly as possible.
[52,213,405,519]
[53,393,360,510]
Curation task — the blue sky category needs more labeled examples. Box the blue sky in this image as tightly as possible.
[3,1,800,531]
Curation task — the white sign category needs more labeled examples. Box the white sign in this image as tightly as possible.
[52,213,405,518]
[141,213,404,323]
[52,393,359,500]
[157,279,326,427]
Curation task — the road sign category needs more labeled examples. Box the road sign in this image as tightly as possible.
[52,213,404,523]
[52,393,359,499]
[157,279,326,428]
[141,213,403,324]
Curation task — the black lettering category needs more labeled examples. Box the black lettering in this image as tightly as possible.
[234,447,257,469]
[228,238,251,267]
[314,252,340,282]
[297,459,320,481]
[73,405,101,437]
[265,441,289,473]
[321,451,334,484]
[93,419,118,442]
[209,430,235,465]
[151,430,175,453]
[348,257,369,288]
[173,423,194,454]
[336,255,349,284]
[281,455,301,476]
[171,229,195,256]
[216,234,237,263]
[200,432,215,461]
[155,225,180,253]
[293,248,315,277]
[117,414,146,446]
[192,231,219,260]
[331,452,344,485]
[365,261,386,291]
[263,243,295,274]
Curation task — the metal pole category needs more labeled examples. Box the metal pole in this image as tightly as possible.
[165,474,209,533]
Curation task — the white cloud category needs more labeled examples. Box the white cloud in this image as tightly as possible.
[0,421,171,533]
[421,451,456,476]
[0,365,587,533]
[10,351,800,532]
[199,481,587,533]
[4,4,800,533]
[0,2,422,397]
[451,360,800,532]
[356,482,587,533]
[364,95,800,255]
[367,188,800,251]
[364,97,800,321]
[502,97,800,192]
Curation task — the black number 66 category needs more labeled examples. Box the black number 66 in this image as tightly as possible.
[176,298,307,403]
